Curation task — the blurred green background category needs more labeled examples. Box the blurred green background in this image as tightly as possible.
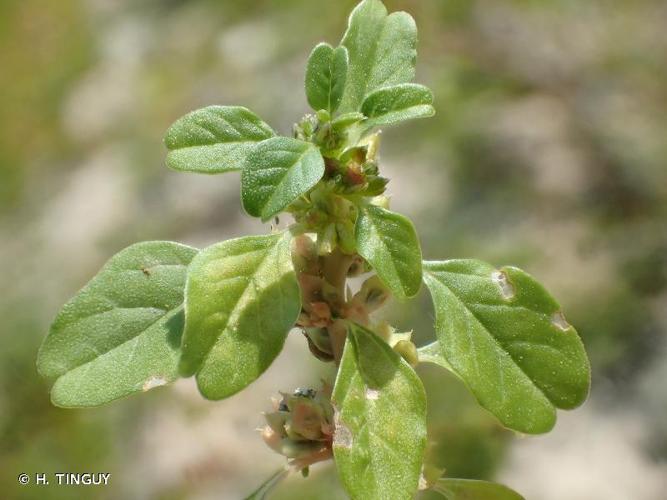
[1,0,665,499]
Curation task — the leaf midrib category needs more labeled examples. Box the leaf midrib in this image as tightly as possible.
[169,140,256,153]
[187,109,268,147]
[259,145,314,216]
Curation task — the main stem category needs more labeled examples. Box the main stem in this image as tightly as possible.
[321,248,354,366]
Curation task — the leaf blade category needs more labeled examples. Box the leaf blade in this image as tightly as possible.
[165,105,275,174]
[37,241,198,407]
[339,0,418,113]
[50,308,185,407]
[423,260,591,434]
[180,232,301,400]
[355,204,423,299]
[361,83,434,128]
[432,478,525,500]
[417,341,460,380]
[305,43,349,113]
[241,137,325,220]
[332,323,427,500]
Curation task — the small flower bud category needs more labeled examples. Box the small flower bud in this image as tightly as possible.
[340,146,367,165]
[261,387,335,470]
[393,339,419,366]
[280,440,326,460]
[261,426,284,454]
[352,275,391,313]
[316,109,331,123]
[264,411,288,435]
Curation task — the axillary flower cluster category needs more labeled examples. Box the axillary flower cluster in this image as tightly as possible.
[260,113,419,472]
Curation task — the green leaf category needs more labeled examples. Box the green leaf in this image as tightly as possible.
[339,0,418,113]
[165,105,275,174]
[180,232,301,400]
[37,242,198,407]
[332,323,427,500]
[423,260,591,434]
[431,478,525,500]
[331,112,367,133]
[355,204,422,300]
[241,137,325,221]
[305,43,349,113]
[417,341,459,380]
[361,83,434,128]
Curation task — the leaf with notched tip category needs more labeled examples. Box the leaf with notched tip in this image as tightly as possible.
[338,0,418,113]
[37,241,198,407]
[306,43,349,113]
[423,259,591,434]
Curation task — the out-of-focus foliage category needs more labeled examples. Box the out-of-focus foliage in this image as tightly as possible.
[1,0,665,499]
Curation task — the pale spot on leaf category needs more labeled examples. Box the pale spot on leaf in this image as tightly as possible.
[142,376,167,392]
[333,408,353,449]
[418,473,430,491]
[551,311,571,331]
[365,388,380,400]
[492,270,515,300]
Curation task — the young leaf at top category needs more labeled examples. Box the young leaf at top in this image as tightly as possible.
[355,204,423,300]
[165,105,275,174]
[180,232,301,400]
[423,260,591,434]
[305,43,349,113]
[361,83,435,129]
[339,0,418,113]
[242,137,325,221]
[429,478,525,500]
[332,323,427,500]
[37,242,198,407]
